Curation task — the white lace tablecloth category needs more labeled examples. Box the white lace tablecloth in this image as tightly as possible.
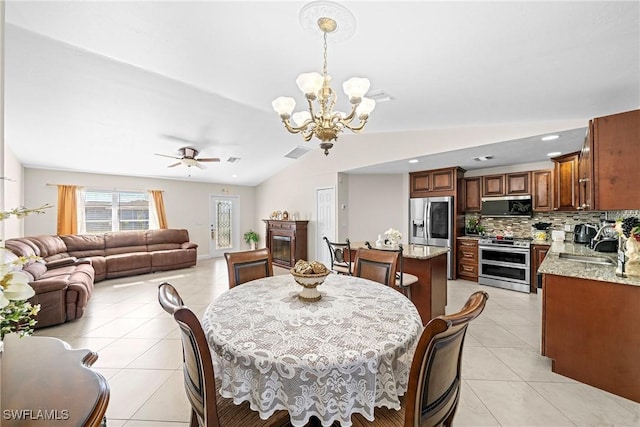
[202,273,423,427]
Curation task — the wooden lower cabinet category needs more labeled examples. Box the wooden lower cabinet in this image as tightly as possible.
[530,244,549,293]
[457,238,478,282]
[542,274,640,402]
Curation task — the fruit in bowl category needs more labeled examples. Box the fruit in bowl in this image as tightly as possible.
[290,260,329,301]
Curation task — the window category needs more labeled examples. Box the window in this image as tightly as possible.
[84,190,149,233]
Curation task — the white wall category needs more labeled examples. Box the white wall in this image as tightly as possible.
[23,168,257,257]
[3,146,25,239]
[346,174,408,243]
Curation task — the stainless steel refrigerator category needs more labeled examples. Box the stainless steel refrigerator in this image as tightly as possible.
[409,196,454,279]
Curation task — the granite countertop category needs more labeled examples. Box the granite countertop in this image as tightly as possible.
[350,241,449,260]
[539,241,640,287]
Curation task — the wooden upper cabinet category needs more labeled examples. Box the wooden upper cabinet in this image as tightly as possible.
[578,124,593,211]
[506,172,530,195]
[410,167,464,198]
[552,151,580,211]
[482,175,504,197]
[592,109,640,210]
[463,177,481,212]
[532,170,553,212]
[482,172,530,197]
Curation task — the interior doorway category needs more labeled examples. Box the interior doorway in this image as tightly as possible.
[209,195,240,258]
[316,187,336,267]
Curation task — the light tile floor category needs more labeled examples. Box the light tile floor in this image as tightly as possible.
[34,258,640,426]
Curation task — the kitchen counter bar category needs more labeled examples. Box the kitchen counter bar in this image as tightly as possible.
[350,242,449,325]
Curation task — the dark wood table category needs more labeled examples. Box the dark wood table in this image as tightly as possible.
[1,333,109,426]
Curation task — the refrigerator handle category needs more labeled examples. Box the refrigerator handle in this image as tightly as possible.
[425,201,432,241]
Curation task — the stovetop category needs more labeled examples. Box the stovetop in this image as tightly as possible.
[478,237,531,248]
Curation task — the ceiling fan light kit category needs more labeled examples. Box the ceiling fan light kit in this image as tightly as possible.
[155,146,220,170]
[272,1,375,156]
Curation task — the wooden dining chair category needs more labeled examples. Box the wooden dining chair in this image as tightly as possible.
[350,291,489,427]
[157,282,292,427]
[323,236,353,275]
[364,242,419,298]
[353,248,399,286]
[224,248,273,288]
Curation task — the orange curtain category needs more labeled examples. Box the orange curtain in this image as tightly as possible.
[151,190,168,229]
[57,185,77,235]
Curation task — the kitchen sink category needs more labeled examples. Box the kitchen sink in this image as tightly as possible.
[558,253,616,266]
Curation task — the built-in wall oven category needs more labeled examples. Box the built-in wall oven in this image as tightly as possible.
[478,238,530,293]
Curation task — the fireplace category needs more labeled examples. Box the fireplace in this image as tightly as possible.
[263,220,309,268]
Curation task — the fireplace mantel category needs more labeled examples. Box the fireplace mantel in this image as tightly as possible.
[263,220,309,268]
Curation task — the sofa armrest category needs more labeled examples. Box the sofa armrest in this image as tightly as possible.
[46,257,78,269]
[181,242,198,250]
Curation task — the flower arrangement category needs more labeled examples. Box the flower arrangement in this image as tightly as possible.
[0,190,50,339]
[385,228,402,245]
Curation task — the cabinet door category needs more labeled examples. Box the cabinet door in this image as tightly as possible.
[409,171,430,197]
[532,170,553,212]
[431,169,455,191]
[463,178,481,212]
[552,152,580,211]
[482,175,505,197]
[592,109,640,210]
[506,172,530,195]
[578,124,593,211]
[530,245,549,293]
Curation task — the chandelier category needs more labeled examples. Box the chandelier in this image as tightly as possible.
[272,14,375,156]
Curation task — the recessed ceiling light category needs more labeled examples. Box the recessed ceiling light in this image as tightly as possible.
[231,174,238,178]
[472,155,494,162]
[408,159,419,164]
[542,135,559,141]
[547,151,562,157]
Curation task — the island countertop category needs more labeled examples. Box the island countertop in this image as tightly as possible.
[350,241,449,260]
[538,241,640,287]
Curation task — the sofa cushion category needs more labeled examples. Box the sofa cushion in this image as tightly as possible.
[62,234,106,258]
[105,231,147,255]
[106,252,152,278]
[25,235,69,261]
[151,249,197,270]
[146,229,190,251]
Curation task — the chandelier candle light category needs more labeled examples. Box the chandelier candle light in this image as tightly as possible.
[272,6,375,156]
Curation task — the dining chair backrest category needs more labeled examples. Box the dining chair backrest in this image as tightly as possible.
[353,247,399,286]
[157,282,219,427]
[224,248,273,288]
[405,290,489,427]
[364,241,411,286]
[323,236,353,275]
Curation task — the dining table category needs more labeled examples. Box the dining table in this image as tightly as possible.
[202,273,423,427]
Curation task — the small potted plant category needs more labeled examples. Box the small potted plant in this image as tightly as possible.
[244,230,259,250]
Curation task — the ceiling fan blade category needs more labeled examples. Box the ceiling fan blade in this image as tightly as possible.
[196,157,221,162]
[194,162,206,169]
[155,153,181,159]
[167,162,182,168]
[162,135,196,144]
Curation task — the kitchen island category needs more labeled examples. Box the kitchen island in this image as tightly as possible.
[539,241,640,403]
[350,242,449,325]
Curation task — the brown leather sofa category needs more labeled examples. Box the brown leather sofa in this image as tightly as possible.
[5,229,197,328]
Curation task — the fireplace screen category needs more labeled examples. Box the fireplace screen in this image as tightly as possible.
[272,235,291,264]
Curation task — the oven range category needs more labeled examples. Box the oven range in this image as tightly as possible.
[478,238,531,293]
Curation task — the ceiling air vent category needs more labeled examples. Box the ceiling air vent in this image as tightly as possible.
[366,89,394,103]
[284,145,312,159]
[227,157,241,163]
[473,155,494,162]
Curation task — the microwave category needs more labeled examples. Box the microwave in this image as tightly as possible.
[481,195,533,217]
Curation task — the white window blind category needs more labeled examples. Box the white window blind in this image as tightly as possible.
[84,190,149,234]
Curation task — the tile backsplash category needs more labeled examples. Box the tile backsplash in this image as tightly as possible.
[466,210,640,241]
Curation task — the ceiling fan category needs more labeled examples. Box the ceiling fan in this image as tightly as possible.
[154,147,220,169]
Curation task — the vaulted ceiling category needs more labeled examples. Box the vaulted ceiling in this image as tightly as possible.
[5,1,639,185]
